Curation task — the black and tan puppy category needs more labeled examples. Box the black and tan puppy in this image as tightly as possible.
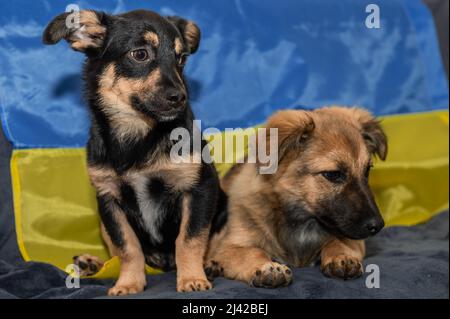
[43,9,226,295]
[205,107,387,287]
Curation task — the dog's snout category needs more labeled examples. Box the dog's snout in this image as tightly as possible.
[165,88,186,106]
[364,218,384,236]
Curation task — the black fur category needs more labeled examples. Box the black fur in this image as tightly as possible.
[315,178,384,240]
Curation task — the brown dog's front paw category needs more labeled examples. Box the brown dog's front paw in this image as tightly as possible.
[321,255,363,280]
[250,262,293,288]
[73,254,104,277]
[108,282,145,296]
[204,260,224,280]
[177,278,212,292]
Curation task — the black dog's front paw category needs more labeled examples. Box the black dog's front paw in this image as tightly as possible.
[321,255,363,280]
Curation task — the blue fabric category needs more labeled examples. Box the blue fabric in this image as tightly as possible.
[0,0,448,148]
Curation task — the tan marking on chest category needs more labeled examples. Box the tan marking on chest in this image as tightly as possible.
[88,153,201,212]
[124,154,202,191]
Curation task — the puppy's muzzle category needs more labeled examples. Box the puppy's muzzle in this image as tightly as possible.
[164,87,186,108]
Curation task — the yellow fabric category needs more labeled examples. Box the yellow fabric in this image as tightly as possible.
[10,110,449,278]
[368,111,449,226]
[10,148,161,279]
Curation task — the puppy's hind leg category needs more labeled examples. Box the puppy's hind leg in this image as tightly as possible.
[72,223,117,277]
[207,244,293,288]
[73,254,104,277]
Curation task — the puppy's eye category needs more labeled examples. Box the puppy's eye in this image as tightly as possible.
[321,170,346,184]
[179,53,189,67]
[131,49,149,62]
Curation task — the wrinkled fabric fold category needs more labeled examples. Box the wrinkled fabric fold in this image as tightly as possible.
[0,0,448,148]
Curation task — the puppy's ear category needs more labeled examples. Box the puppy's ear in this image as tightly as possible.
[43,10,107,54]
[349,108,388,161]
[263,110,315,160]
[166,16,201,54]
[361,117,388,161]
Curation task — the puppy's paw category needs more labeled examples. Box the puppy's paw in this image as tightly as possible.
[250,262,293,288]
[204,260,224,280]
[108,282,145,296]
[321,255,363,280]
[177,278,212,292]
[73,254,104,276]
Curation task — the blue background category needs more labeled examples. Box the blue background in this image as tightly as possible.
[0,0,448,148]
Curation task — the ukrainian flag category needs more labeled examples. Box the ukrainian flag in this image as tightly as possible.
[0,0,448,278]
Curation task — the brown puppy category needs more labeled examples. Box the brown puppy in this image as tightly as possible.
[205,106,387,288]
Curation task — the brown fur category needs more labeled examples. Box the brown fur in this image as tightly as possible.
[101,222,119,257]
[219,163,244,192]
[183,22,200,53]
[207,106,387,286]
[269,107,376,217]
[174,38,183,55]
[97,63,158,141]
[176,195,212,292]
[103,202,146,296]
[123,153,202,192]
[144,31,159,47]
[321,239,365,279]
[108,212,147,296]
[74,213,146,294]
[69,11,106,51]
[87,166,121,199]
[87,154,201,208]
[75,212,153,295]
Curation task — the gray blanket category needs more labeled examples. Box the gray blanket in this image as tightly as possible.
[0,211,448,299]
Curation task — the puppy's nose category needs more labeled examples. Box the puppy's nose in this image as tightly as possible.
[365,218,384,235]
[165,89,186,106]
